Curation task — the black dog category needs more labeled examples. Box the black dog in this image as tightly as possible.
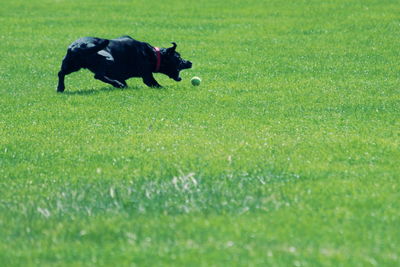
[57,36,192,92]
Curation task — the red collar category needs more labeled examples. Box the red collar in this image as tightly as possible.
[154,47,161,72]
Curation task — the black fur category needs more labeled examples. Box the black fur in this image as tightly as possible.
[57,36,192,92]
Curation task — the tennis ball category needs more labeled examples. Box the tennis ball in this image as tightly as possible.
[191,76,201,86]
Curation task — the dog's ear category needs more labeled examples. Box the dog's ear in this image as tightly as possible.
[166,42,177,54]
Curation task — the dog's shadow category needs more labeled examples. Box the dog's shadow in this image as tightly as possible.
[62,85,142,95]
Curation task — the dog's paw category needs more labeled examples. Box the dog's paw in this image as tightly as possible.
[56,86,65,93]
[114,81,127,89]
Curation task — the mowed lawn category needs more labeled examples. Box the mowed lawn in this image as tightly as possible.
[1,0,399,266]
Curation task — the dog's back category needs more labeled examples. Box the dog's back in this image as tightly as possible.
[68,37,109,55]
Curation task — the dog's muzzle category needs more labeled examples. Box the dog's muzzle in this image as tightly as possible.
[172,61,192,81]
[182,61,192,70]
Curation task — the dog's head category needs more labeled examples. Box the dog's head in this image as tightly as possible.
[160,42,192,81]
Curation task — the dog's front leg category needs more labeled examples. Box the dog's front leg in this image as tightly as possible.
[94,74,127,88]
[142,74,161,88]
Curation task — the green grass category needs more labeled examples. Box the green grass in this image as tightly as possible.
[1,0,399,265]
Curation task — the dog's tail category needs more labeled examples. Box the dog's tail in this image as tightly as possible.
[67,37,110,56]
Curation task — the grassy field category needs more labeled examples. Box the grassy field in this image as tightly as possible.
[1,0,399,266]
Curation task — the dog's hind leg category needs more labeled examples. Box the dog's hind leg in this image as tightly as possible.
[57,71,67,92]
[120,80,127,87]
[94,73,127,88]
[57,55,81,92]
